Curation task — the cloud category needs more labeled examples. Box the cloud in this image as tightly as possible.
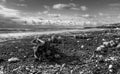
[19,0,25,2]
[70,7,80,10]
[48,14,61,17]
[43,11,48,14]
[0,5,20,17]
[44,5,50,10]
[80,6,87,11]
[98,12,104,16]
[53,3,71,10]
[53,3,88,11]
[109,3,120,7]
[0,0,6,2]
[82,14,90,18]
[0,0,6,4]
[53,3,80,10]
[17,4,27,7]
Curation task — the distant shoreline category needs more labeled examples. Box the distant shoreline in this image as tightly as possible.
[0,28,106,38]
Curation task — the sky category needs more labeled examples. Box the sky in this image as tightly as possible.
[0,0,120,25]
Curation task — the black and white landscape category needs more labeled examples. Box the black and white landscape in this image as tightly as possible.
[0,0,120,74]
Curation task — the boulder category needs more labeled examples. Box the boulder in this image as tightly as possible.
[33,38,62,62]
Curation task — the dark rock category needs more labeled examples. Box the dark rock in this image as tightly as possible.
[0,59,5,63]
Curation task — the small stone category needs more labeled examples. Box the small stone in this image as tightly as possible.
[81,45,84,48]
[109,64,113,69]
[8,57,20,63]
[61,63,65,68]
[109,40,115,47]
[116,43,120,48]
[109,69,113,72]
[96,45,105,51]
[87,39,90,41]
[103,42,109,46]
[77,41,80,43]
[54,54,61,58]
[115,38,120,40]
[109,57,117,61]
[102,39,106,41]
[15,47,18,49]
[108,64,113,72]
[98,55,103,58]
[105,57,117,61]
[0,66,4,74]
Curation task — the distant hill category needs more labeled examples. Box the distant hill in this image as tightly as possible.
[84,23,120,29]
[95,23,120,29]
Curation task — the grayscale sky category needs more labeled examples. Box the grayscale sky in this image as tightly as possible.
[0,0,120,25]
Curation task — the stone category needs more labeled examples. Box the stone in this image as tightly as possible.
[116,43,120,48]
[81,45,84,48]
[8,57,20,63]
[31,38,45,45]
[103,41,109,46]
[96,45,105,51]
[109,40,115,47]
[108,64,113,69]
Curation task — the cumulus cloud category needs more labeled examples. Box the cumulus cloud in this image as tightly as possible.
[53,3,88,11]
[53,3,72,10]
[70,7,80,10]
[17,4,27,7]
[0,5,20,17]
[98,12,104,16]
[53,3,80,10]
[48,14,61,17]
[43,11,48,14]
[82,14,90,18]
[44,5,50,10]
[80,6,87,11]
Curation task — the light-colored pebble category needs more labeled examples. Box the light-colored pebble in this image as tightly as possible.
[81,45,84,48]
[117,43,120,48]
[109,64,113,69]
[96,45,105,51]
[8,57,20,63]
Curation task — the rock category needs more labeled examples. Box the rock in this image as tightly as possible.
[115,38,120,40]
[102,39,106,41]
[87,38,90,41]
[96,45,105,51]
[109,40,115,47]
[8,57,20,63]
[58,36,62,39]
[31,38,45,45]
[81,45,84,48]
[108,64,113,72]
[105,57,117,61]
[54,54,61,58]
[0,66,4,74]
[108,64,113,69]
[116,43,120,48]
[77,41,80,43]
[103,41,109,46]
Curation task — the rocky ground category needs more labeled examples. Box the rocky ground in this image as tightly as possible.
[0,29,120,74]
